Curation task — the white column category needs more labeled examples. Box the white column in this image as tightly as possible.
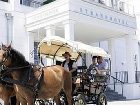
[45,25,55,37]
[111,0,118,9]
[27,32,34,63]
[44,25,55,66]
[5,13,13,45]
[63,20,75,41]
[9,0,15,11]
[105,0,111,6]
[125,36,138,83]
[108,38,116,75]
[108,38,117,90]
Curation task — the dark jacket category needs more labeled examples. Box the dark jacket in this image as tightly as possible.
[62,59,77,77]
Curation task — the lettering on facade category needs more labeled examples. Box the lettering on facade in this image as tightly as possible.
[28,9,58,23]
[79,7,131,28]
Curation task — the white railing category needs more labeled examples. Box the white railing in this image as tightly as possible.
[81,0,135,16]
[20,0,43,8]
[117,0,135,16]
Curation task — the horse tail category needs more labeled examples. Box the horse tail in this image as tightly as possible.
[63,69,72,105]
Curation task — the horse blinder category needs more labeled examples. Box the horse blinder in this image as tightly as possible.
[0,48,11,67]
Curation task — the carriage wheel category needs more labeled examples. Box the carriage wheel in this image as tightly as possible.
[35,99,45,105]
[74,94,86,105]
[97,93,107,105]
[60,94,67,105]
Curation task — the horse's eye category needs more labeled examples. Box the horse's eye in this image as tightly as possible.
[3,53,6,57]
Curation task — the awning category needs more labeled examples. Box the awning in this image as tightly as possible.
[38,36,79,61]
[38,36,110,61]
[75,41,110,58]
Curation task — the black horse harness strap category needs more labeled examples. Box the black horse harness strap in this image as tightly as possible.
[1,64,44,102]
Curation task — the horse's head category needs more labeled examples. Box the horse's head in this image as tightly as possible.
[0,44,12,67]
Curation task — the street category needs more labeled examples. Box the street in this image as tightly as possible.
[1,98,140,105]
[107,100,140,105]
[87,99,140,105]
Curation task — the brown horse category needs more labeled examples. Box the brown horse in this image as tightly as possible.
[0,84,15,105]
[0,44,72,105]
[0,76,21,105]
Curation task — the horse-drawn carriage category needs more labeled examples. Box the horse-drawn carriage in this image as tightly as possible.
[0,36,110,105]
[38,36,111,105]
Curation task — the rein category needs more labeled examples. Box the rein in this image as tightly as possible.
[1,64,44,102]
[1,65,31,77]
[0,47,44,102]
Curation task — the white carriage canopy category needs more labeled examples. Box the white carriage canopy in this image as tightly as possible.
[38,36,110,61]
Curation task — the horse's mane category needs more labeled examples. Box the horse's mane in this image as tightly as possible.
[10,48,29,66]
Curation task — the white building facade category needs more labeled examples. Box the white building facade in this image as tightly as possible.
[0,0,140,99]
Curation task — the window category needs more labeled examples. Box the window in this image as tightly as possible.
[43,0,56,5]
[136,71,140,83]
[99,0,105,4]
[20,0,42,8]
[118,1,124,11]
[34,42,40,65]
[0,0,8,2]
[115,71,128,83]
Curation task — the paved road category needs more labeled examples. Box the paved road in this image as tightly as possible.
[88,100,140,105]
[107,100,140,105]
[1,98,140,105]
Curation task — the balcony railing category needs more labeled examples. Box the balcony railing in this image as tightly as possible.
[82,0,135,16]
[43,0,56,5]
[115,71,128,83]
[108,74,125,96]
[135,71,140,83]
[20,0,43,8]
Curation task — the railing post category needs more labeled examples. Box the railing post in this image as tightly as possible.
[110,74,124,96]
[122,83,123,96]
[114,79,115,91]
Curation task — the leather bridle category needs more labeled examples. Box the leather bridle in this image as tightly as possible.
[0,49,11,67]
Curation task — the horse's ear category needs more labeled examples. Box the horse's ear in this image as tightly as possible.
[2,43,6,48]
[8,43,12,49]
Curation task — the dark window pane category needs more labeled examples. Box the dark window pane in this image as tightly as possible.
[20,0,42,8]
[0,0,8,2]
[43,0,56,5]
[136,71,140,83]
[34,42,40,65]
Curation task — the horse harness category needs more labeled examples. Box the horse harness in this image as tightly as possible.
[0,64,44,102]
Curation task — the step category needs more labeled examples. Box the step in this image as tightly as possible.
[105,87,126,101]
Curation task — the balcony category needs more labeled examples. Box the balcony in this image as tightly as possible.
[20,0,43,8]
[81,0,134,16]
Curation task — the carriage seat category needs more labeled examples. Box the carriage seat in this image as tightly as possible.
[77,66,87,70]
[93,74,108,83]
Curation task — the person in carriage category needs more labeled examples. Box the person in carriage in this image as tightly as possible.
[88,56,108,76]
[61,52,77,93]
[97,56,108,75]
[87,56,99,75]
[87,55,109,93]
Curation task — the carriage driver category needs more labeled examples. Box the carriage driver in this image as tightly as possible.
[61,52,77,93]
